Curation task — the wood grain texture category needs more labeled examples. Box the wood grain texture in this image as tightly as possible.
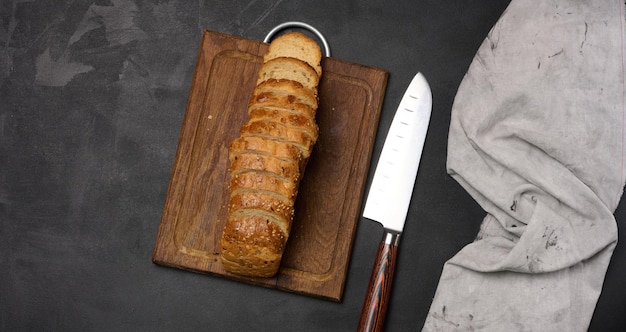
[152,30,388,301]
[357,239,398,332]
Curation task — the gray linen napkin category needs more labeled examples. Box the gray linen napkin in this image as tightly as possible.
[423,0,625,331]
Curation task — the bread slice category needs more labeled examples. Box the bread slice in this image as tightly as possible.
[248,107,319,141]
[263,31,323,77]
[230,171,298,201]
[228,191,295,227]
[257,57,320,90]
[239,120,315,158]
[249,79,318,111]
[229,152,300,181]
[248,97,317,122]
[230,137,303,165]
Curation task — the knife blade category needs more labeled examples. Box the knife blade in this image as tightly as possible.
[357,72,432,332]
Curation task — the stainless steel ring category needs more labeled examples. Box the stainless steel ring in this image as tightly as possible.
[263,21,331,57]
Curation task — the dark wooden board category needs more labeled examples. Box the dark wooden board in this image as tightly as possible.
[152,30,388,301]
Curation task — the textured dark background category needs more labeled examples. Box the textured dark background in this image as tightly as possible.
[1,1,624,331]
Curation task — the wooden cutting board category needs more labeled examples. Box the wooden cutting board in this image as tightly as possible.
[152,30,388,301]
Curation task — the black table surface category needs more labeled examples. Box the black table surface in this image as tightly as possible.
[2,1,624,331]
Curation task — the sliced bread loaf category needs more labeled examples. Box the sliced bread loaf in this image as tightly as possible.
[221,31,322,278]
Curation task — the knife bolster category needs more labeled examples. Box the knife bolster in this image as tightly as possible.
[382,230,401,246]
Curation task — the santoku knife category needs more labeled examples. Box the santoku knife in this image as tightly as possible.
[357,72,433,332]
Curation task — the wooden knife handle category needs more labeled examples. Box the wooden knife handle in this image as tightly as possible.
[357,231,400,332]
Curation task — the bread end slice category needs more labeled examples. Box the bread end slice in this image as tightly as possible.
[220,214,287,278]
[263,31,322,77]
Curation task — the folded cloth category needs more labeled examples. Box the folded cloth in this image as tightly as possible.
[423,1,625,331]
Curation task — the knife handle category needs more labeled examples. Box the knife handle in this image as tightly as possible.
[357,230,400,332]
